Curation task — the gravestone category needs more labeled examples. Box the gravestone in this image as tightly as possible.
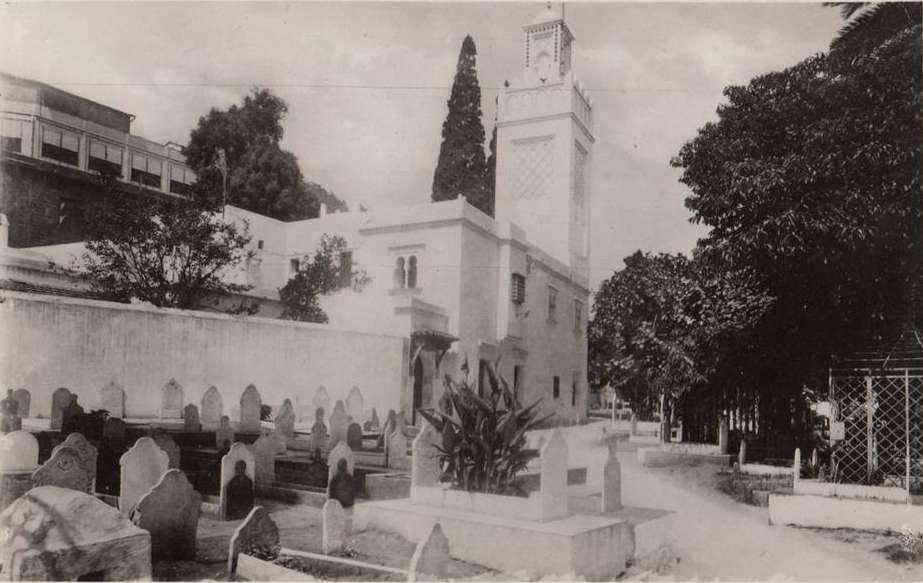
[52,433,97,491]
[0,430,39,471]
[328,400,349,449]
[311,408,328,452]
[322,498,346,554]
[811,448,818,470]
[293,394,304,423]
[100,381,126,419]
[216,415,234,450]
[539,428,568,521]
[239,384,262,433]
[738,439,747,466]
[50,387,72,430]
[274,398,295,443]
[104,417,127,452]
[161,379,184,419]
[119,437,169,516]
[411,421,441,487]
[132,469,201,562]
[346,386,364,424]
[793,448,801,489]
[60,394,84,435]
[328,458,357,509]
[629,413,638,436]
[0,390,20,432]
[184,404,202,433]
[601,440,622,512]
[12,389,30,418]
[388,428,410,470]
[227,506,279,575]
[250,434,278,485]
[327,441,355,485]
[151,430,181,469]
[408,522,451,582]
[220,442,255,520]
[380,409,397,449]
[364,408,380,432]
[718,418,729,455]
[313,386,330,423]
[346,422,363,451]
[201,386,224,424]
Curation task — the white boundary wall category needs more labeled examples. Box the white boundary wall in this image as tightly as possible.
[0,291,408,420]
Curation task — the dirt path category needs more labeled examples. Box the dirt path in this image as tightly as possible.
[615,444,923,581]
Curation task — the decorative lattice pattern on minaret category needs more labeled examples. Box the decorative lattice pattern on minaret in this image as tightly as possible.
[512,137,555,200]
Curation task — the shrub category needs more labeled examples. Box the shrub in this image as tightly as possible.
[417,359,551,495]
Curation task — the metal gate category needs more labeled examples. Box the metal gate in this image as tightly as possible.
[830,370,923,493]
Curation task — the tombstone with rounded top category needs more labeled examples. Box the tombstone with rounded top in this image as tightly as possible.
[601,439,621,512]
[161,378,184,419]
[322,498,346,554]
[216,415,234,450]
[313,386,330,422]
[249,434,279,485]
[327,441,355,486]
[539,427,568,521]
[328,400,349,449]
[151,430,181,469]
[0,390,19,432]
[52,433,97,490]
[201,386,224,424]
[411,421,441,487]
[227,506,279,575]
[388,428,410,470]
[0,430,39,471]
[408,522,451,582]
[346,386,364,423]
[220,442,255,520]
[239,385,262,433]
[311,408,328,452]
[119,437,169,516]
[11,389,30,419]
[738,439,748,466]
[346,422,363,451]
[718,417,729,455]
[50,387,72,430]
[132,469,201,562]
[100,381,126,419]
[184,403,202,432]
[274,398,295,442]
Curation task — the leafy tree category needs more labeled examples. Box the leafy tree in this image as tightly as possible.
[184,88,346,221]
[432,35,493,217]
[278,234,369,323]
[78,173,253,310]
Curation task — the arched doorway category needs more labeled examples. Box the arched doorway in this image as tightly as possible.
[413,357,424,425]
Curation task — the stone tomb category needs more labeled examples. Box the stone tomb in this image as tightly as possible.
[184,403,202,433]
[120,437,169,516]
[151,430,181,469]
[227,506,279,575]
[408,522,451,582]
[346,386,364,424]
[12,389,30,418]
[50,387,72,430]
[0,431,39,512]
[220,442,255,520]
[0,487,151,580]
[322,498,347,554]
[161,378,184,419]
[216,415,234,450]
[239,385,262,433]
[100,381,126,418]
[201,386,224,425]
[34,446,92,493]
[132,469,201,562]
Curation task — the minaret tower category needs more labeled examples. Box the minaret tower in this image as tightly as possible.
[494,3,594,286]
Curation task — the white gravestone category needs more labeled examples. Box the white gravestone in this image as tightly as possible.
[411,422,442,488]
[601,440,622,512]
[274,399,296,443]
[161,379,184,419]
[119,437,169,516]
[52,433,98,491]
[216,415,234,450]
[388,429,410,470]
[313,386,330,423]
[100,381,126,419]
[220,442,256,520]
[50,387,72,430]
[249,434,279,485]
[328,400,349,449]
[539,428,569,521]
[408,522,451,582]
[321,498,347,555]
[345,386,364,424]
[326,441,355,496]
[0,430,39,471]
[201,386,224,425]
[239,385,262,433]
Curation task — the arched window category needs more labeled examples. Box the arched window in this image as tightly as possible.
[407,255,417,289]
[394,257,406,289]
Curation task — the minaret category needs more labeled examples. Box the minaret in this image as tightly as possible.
[494,3,593,286]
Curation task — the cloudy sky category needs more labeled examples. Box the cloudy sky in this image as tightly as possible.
[2,2,844,290]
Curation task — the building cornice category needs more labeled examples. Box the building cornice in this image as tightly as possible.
[496,111,595,144]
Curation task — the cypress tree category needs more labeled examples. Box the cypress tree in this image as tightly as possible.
[432,35,493,217]
[484,123,497,216]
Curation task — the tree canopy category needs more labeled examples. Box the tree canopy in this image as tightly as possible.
[184,88,347,221]
[432,35,494,217]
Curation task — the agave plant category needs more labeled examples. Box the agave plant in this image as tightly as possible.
[417,358,553,495]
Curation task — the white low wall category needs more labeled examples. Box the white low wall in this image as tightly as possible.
[659,442,719,456]
[769,493,923,532]
[0,291,407,421]
[740,463,793,477]
[794,479,909,503]
[410,484,548,522]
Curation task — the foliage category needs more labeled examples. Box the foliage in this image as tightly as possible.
[825,2,921,58]
[432,35,494,217]
[184,88,347,221]
[278,234,370,323]
[79,172,253,310]
[589,252,771,420]
[417,359,551,495]
[898,527,923,562]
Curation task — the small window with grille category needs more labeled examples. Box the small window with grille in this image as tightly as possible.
[511,273,526,304]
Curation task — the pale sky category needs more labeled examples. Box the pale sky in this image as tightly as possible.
[1,2,844,290]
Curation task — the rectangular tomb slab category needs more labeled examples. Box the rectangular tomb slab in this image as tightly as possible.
[354,498,632,580]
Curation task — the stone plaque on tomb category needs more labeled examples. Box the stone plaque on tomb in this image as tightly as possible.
[50,387,72,430]
[346,386,364,424]
[239,385,262,433]
[216,415,234,450]
[119,437,169,516]
[274,398,295,442]
[161,379,184,419]
[411,422,441,488]
[104,418,127,451]
[34,445,93,493]
[313,386,330,422]
[0,430,39,472]
[220,442,255,520]
[408,522,451,582]
[0,487,152,581]
[322,498,346,554]
[249,435,278,485]
[52,433,97,491]
[184,403,202,433]
[328,400,348,448]
[227,506,279,575]
[539,428,568,521]
[12,389,29,419]
[132,469,201,562]
[346,422,363,450]
[151,430,181,469]
[100,381,125,419]
[201,386,224,424]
